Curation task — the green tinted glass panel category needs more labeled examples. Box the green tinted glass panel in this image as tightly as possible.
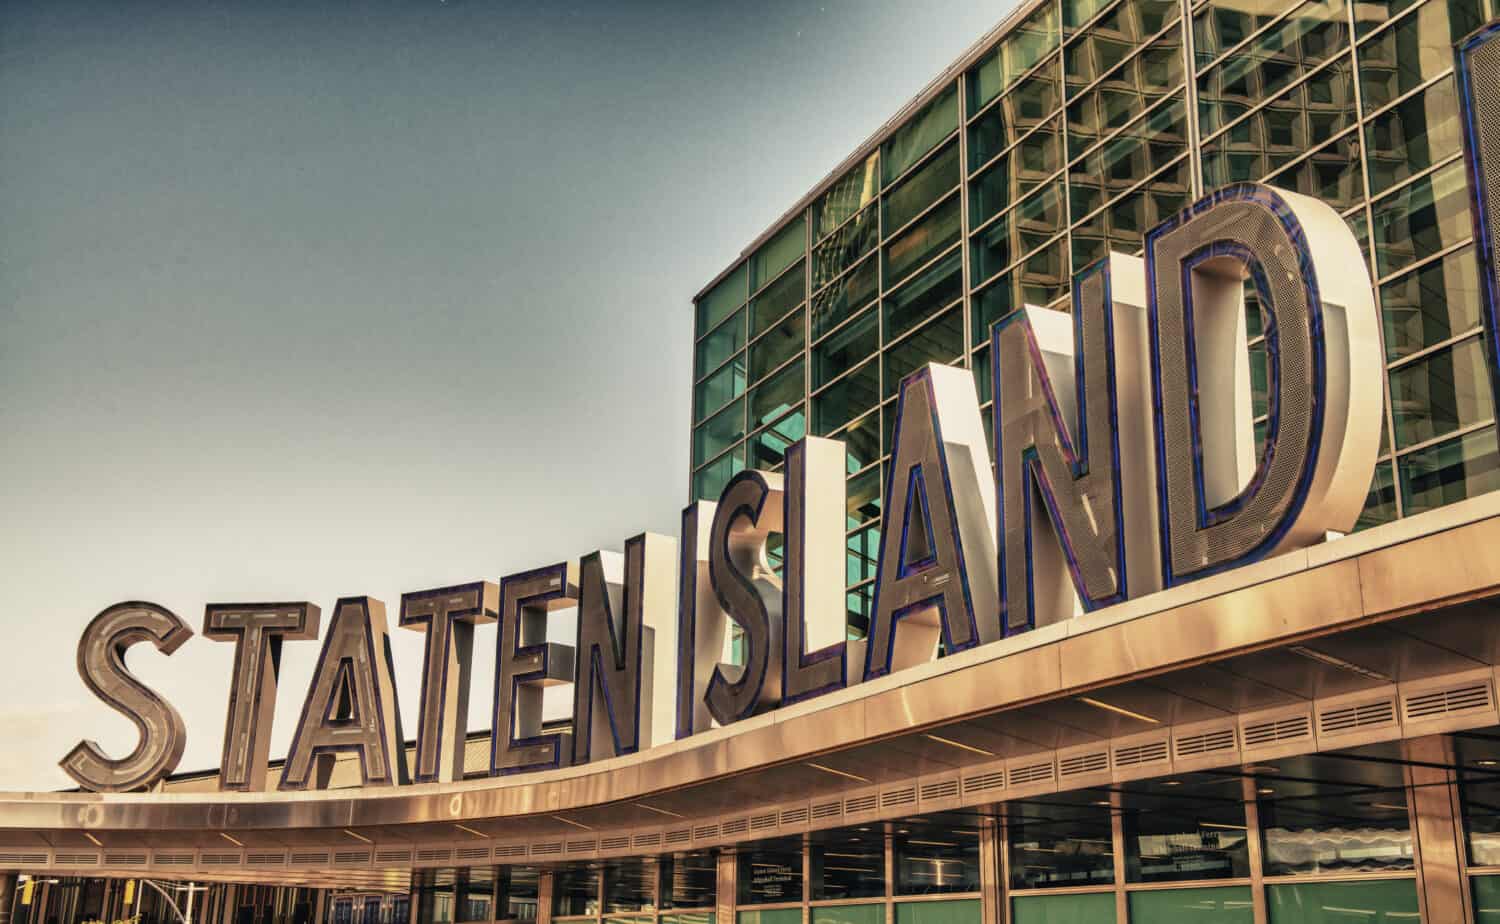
[972,180,1065,286]
[1365,75,1463,194]
[750,309,804,383]
[1264,133,1364,213]
[1011,893,1115,924]
[884,307,963,399]
[973,345,992,403]
[885,195,962,285]
[969,117,1062,222]
[885,141,960,233]
[1064,0,1179,88]
[813,205,880,293]
[1400,424,1500,513]
[1070,159,1190,271]
[813,252,880,339]
[1193,0,1287,64]
[663,916,715,924]
[884,249,963,341]
[1372,160,1471,277]
[694,447,744,502]
[968,5,1060,112]
[1360,2,1471,110]
[1069,97,1187,220]
[698,264,747,335]
[814,306,879,390]
[738,911,802,924]
[1389,336,1495,449]
[848,523,879,585]
[697,308,746,377]
[1063,0,1112,29]
[695,398,745,467]
[1356,460,1398,531]
[969,58,1062,172]
[815,153,880,241]
[839,409,881,474]
[751,261,805,339]
[750,360,804,430]
[1266,879,1418,923]
[750,407,806,470]
[1127,886,1252,923]
[1066,29,1185,159]
[752,216,806,291]
[814,358,880,436]
[1381,244,1483,361]
[1475,874,1500,924]
[813,906,882,924]
[1355,0,1488,39]
[696,358,745,422]
[894,900,981,924]
[884,85,959,184]
[847,464,882,526]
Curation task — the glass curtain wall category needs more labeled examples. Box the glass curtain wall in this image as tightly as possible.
[689,0,1500,638]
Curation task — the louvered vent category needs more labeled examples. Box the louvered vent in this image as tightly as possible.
[0,852,47,865]
[921,779,959,801]
[1059,751,1109,778]
[200,853,241,867]
[845,794,878,814]
[601,836,630,851]
[721,818,749,836]
[881,787,916,809]
[1114,741,1169,767]
[694,824,719,839]
[964,769,1005,794]
[1009,761,1054,786]
[1176,728,1236,757]
[415,849,452,863]
[246,852,286,867]
[665,829,692,846]
[495,844,527,858]
[781,808,809,825]
[335,851,372,866]
[1319,698,1396,735]
[54,853,98,866]
[290,852,330,866]
[1405,683,1493,720]
[750,812,778,831]
[153,853,194,867]
[375,849,413,864]
[104,853,147,866]
[532,842,562,857]
[566,839,596,854]
[811,800,841,820]
[1243,715,1312,747]
[457,847,491,861]
[633,833,661,848]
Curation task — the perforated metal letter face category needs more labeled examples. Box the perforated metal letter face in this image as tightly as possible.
[864,363,1000,681]
[60,602,193,793]
[491,563,578,775]
[705,469,786,725]
[1458,20,1500,413]
[279,597,408,790]
[1145,184,1382,586]
[781,437,849,704]
[675,502,727,740]
[993,255,1160,634]
[572,533,675,764]
[203,602,320,792]
[399,582,498,784]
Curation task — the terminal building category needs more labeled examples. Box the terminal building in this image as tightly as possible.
[11,0,1500,923]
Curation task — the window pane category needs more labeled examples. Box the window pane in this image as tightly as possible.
[1364,75,1463,195]
[659,852,717,909]
[1399,424,1500,513]
[1066,29,1185,159]
[968,5,1060,112]
[810,826,885,900]
[814,206,880,294]
[1127,886,1253,923]
[848,522,879,585]
[884,307,963,399]
[1360,1,1471,110]
[884,85,959,185]
[1007,791,1116,889]
[1266,879,1419,924]
[694,447,744,502]
[1123,774,1251,882]
[885,195,962,286]
[814,359,880,436]
[1194,0,1294,65]
[751,261,805,339]
[752,216,806,291]
[738,912,801,924]
[697,308,746,378]
[894,900,981,924]
[814,307,879,390]
[1264,132,1364,213]
[970,118,1064,223]
[813,906,883,924]
[750,309,804,383]
[884,249,963,342]
[893,817,980,895]
[847,581,874,636]
[847,464,883,526]
[1381,244,1483,361]
[1011,893,1115,924]
[750,360,804,431]
[698,264,746,335]
[750,407,806,470]
[969,58,1062,172]
[815,152,880,241]
[885,141,960,234]
[695,398,745,467]
[813,252,880,339]
[1069,96,1188,221]
[1356,460,1398,531]
[1476,874,1500,923]
[1389,336,1495,449]
[604,859,655,914]
[1256,749,1413,875]
[837,408,881,474]
[1371,159,1471,277]
[737,837,804,905]
[1064,0,1180,89]
[972,181,1065,287]
[552,866,599,917]
[696,358,746,423]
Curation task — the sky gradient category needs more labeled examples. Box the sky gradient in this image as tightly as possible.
[0,0,1016,790]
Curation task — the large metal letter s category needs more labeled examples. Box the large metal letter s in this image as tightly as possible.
[1146,184,1381,586]
[1459,21,1500,414]
[60,602,192,793]
[279,597,409,790]
[864,363,1000,681]
[705,470,785,725]
[400,582,498,784]
[993,255,1159,634]
[204,602,320,792]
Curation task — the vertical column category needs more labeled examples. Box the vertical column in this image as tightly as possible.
[801,835,811,924]
[0,873,18,924]
[716,850,737,924]
[978,816,1000,924]
[997,812,1012,924]
[1404,735,1473,924]
[1109,791,1127,924]
[1241,776,1268,924]
[884,828,896,924]
[538,870,555,924]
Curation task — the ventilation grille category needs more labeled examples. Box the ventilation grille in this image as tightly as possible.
[1405,683,1493,720]
[335,850,372,866]
[694,824,719,840]
[721,818,749,836]
[456,847,491,861]
[964,769,1006,794]
[1009,761,1054,786]
[566,839,597,854]
[495,845,528,859]
[1059,751,1109,778]
[375,849,413,864]
[780,808,809,825]
[749,812,777,831]
[290,852,330,866]
[1243,715,1312,748]
[666,829,692,846]
[415,848,452,863]
[921,779,959,801]
[601,836,631,851]
[0,852,47,865]
[811,800,842,820]
[200,853,241,867]
[1114,741,1169,768]
[881,787,916,809]
[53,853,99,866]
[1176,728,1236,757]
[532,842,562,857]
[845,794,878,814]
[1320,698,1397,735]
[633,833,661,848]
[104,853,147,866]
[246,852,286,867]
[153,852,194,867]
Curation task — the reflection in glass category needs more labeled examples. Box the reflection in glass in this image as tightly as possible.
[1371,160,1471,277]
[1389,336,1495,450]
[814,307,879,391]
[553,865,600,917]
[751,407,806,470]
[969,4,1060,113]
[1122,774,1251,882]
[1356,461,1398,531]
[884,249,963,342]
[884,86,959,186]
[884,307,963,400]
[814,358,879,436]
[1127,886,1252,923]
[1364,75,1462,195]
[697,309,746,381]
[1381,245,1483,361]
[1011,892,1115,924]
[694,446,744,503]
[1255,750,1413,875]
[810,826,886,900]
[604,858,656,913]
[752,216,806,292]
[1400,425,1500,514]
[969,59,1062,172]
[885,142,960,234]
[659,851,717,910]
[1067,29,1184,158]
[695,398,745,468]
[1007,791,1116,889]
[750,310,804,384]
[737,836,805,905]
[750,262,805,340]
[813,252,879,339]
[815,153,880,241]
[894,817,981,895]
[698,264,747,337]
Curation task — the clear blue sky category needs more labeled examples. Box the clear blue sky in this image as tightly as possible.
[0,0,1015,789]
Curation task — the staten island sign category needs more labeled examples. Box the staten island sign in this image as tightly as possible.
[55,29,1500,794]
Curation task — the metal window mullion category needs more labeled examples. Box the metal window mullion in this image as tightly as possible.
[882,241,964,302]
[1360,67,1456,125]
[960,65,976,362]
[1199,51,1351,147]
[1181,0,1205,194]
[1067,84,1186,172]
[1368,151,1468,207]
[1375,236,1477,287]
[1194,0,1334,79]
[1392,416,1499,459]
[1242,776,1269,924]
[970,166,1068,240]
[882,187,963,247]
[967,50,1062,128]
[881,127,963,197]
[1386,326,1486,373]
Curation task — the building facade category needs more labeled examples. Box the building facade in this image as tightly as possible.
[11,2,1500,924]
